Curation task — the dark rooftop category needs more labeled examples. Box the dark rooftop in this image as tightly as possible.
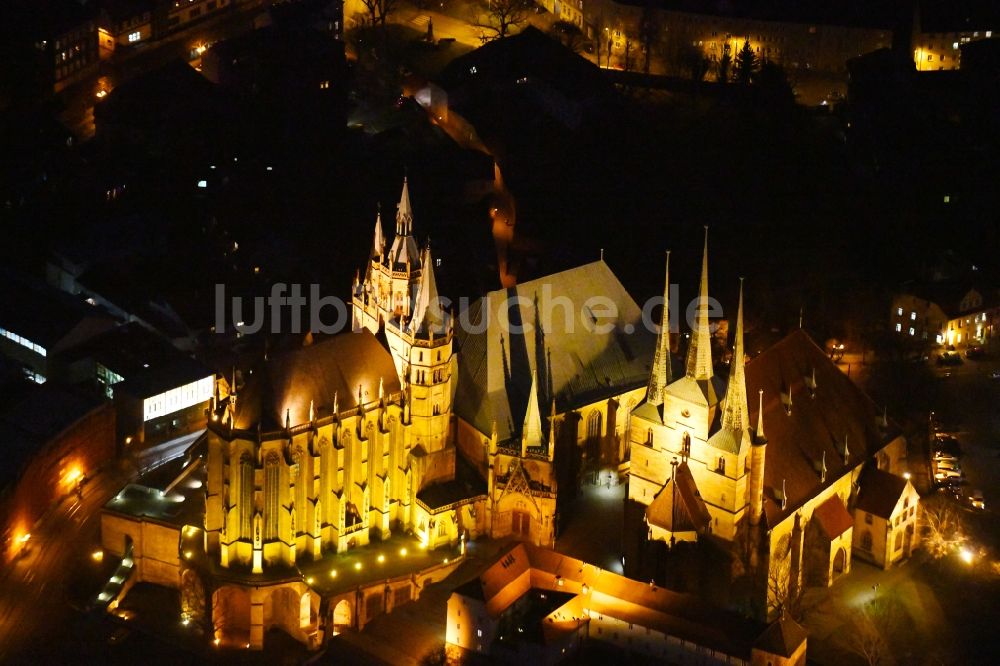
[0,384,104,489]
[61,322,212,399]
[0,267,115,352]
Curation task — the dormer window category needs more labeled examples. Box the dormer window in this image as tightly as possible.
[717,457,726,474]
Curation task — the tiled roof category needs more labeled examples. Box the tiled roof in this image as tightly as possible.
[645,462,711,534]
[812,495,854,540]
[754,615,808,658]
[856,467,909,519]
[454,261,655,443]
[745,330,898,528]
[233,330,400,431]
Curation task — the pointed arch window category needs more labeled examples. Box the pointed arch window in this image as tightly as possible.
[717,456,726,474]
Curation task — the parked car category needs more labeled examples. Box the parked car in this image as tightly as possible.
[966,346,986,359]
[934,453,959,463]
[970,490,985,510]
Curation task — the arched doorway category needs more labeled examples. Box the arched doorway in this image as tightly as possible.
[212,586,251,646]
[332,599,352,635]
[264,587,305,640]
[833,547,847,577]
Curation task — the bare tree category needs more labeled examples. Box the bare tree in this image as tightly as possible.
[638,5,661,74]
[848,604,890,666]
[920,496,966,559]
[360,0,399,29]
[472,0,532,43]
[549,20,586,54]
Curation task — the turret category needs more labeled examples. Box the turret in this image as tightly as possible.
[646,251,672,406]
[522,370,543,457]
[686,226,714,381]
[372,203,386,261]
[408,241,447,338]
[721,279,749,432]
[749,389,768,526]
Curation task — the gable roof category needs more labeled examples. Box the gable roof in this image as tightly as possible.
[454,260,655,443]
[855,467,910,519]
[646,462,711,534]
[233,329,400,431]
[745,330,899,527]
[754,615,808,658]
[813,494,854,540]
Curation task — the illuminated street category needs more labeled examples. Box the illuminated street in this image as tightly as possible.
[0,465,131,661]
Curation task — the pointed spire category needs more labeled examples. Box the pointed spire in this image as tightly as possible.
[522,369,543,455]
[372,203,386,259]
[358,384,364,413]
[378,376,384,401]
[409,241,445,336]
[285,408,291,430]
[309,399,315,424]
[397,175,413,236]
[548,397,557,459]
[333,390,339,417]
[646,251,672,406]
[685,226,714,381]
[755,389,767,444]
[721,279,749,431]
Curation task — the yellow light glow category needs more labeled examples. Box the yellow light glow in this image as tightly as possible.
[306,576,315,585]
[66,467,83,484]
[377,554,385,563]
[214,638,220,647]
[354,562,362,571]
[329,569,337,578]
[184,550,193,559]
[19,533,31,544]
[443,558,449,564]
[399,547,408,557]
[92,549,104,562]
[960,548,974,564]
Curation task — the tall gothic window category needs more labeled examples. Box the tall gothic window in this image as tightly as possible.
[239,452,254,539]
[264,451,281,540]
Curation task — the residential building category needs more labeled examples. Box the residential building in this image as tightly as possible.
[853,468,920,569]
[891,281,1000,347]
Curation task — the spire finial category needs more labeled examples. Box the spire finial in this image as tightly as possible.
[285,408,291,431]
[756,389,767,444]
[685,227,713,381]
[646,250,672,406]
[333,390,339,416]
[397,173,413,236]
[721,278,749,431]
[522,368,543,455]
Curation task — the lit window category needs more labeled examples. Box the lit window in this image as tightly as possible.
[909,327,915,336]
[988,31,993,38]
[911,311,917,320]
[477,629,483,637]
[895,323,902,333]
[128,31,141,43]
[944,194,951,203]
[897,307,903,316]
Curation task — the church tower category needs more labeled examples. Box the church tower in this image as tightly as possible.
[704,279,754,539]
[352,177,423,337]
[389,241,454,458]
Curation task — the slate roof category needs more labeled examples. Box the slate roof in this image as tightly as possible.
[233,329,400,431]
[454,260,655,443]
[855,467,909,520]
[745,330,899,528]
[812,495,854,540]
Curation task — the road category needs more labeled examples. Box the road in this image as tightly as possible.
[0,464,132,661]
[927,354,1000,513]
